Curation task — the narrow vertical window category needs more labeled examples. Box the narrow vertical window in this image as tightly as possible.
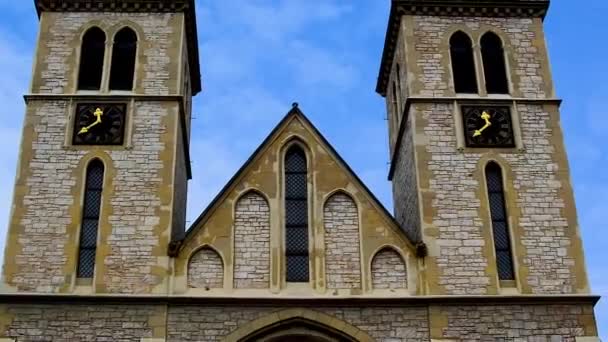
[77,27,106,91]
[486,162,515,280]
[284,146,309,282]
[481,32,509,94]
[450,31,478,94]
[77,160,104,278]
[109,27,137,91]
[396,63,402,101]
[391,81,399,129]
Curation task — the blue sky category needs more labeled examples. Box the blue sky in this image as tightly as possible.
[0,0,605,337]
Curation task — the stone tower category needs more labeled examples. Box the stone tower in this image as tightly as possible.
[379,0,591,296]
[2,0,201,294]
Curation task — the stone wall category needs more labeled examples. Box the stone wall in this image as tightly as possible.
[371,248,407,290]
[392,113,421,242]
[166,306,429,341]
[434,304,597,340]
[187,248,224,289]
[233,192,270,289]
[0,303,596,341]
[406,16,552,99]
[2,304,162,341]
[33,12,182,95]
[3,100,180,293]
[323,193,361,289]
[401,101,585,295]
[3,10,189,294]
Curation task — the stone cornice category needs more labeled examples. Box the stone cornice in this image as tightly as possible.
[0,293,599,307]
[33,0,202,95]
[376,0,551,96]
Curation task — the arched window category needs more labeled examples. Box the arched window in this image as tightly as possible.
[450,31,478,94]
[109,27,137,91]
[77,27,106,91]
[284,146,309,283]
[481,32,509,94]
[77,160,104,278]
[485,162,515,281]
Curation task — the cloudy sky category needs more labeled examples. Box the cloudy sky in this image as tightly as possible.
[0,0,606,336]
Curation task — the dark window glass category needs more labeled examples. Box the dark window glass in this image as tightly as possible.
[77,27,106,90]
[284,146,309,282]
[77,160,104,278]
[395,63,402,110]
[392,82,399,117]
[481,32,509,94]
[486,163,515,280]
[450,31,478,94]
[109,28,137,91]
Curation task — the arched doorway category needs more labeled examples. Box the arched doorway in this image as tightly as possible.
[242,318,356,342]
[222,309,374,342]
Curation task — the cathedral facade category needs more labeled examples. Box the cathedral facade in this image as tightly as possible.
[0,0,600,341]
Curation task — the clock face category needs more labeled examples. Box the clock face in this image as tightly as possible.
[462,106,515,148]
[73,104,126,145]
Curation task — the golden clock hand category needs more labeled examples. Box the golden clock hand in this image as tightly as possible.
[473,111,492,137]
[78,108,104,135]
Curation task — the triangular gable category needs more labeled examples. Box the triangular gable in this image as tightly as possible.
[174,104,416,254]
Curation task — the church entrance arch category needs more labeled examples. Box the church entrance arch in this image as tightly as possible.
[222,309,374,342]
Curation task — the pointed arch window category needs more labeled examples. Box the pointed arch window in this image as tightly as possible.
[77,27,106,91]
[109,27,137,91]
[284,146,309,283]
[486,162,515,280]
[481,32,509,94]
[77,160,104,278]
[450,31,478,94]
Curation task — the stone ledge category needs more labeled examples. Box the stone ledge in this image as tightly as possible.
[0,293,598,307]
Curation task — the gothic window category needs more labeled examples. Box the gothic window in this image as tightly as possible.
[77,159,104,278]
[481,32,509,94]
[77,27,106,91]
[450,31,478,94]
[485,162,515,281]
[284,145,309,283]
[109,27,137,91]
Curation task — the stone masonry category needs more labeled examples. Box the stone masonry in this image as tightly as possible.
[33,12,180,95]
[187,248,224,289]
[405,102,579,294]
[167,306,430,341]
[3,304,162,341]
[371,248,407,290]
[323,193,361,289]
[409,16,550,99]
[392,112,421,242]
[233,192,270,289]
[0,302,595,341]
[4,10,186,294]
[6,100,178,293]
[388,13,585,295]
[436,304,596,340]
